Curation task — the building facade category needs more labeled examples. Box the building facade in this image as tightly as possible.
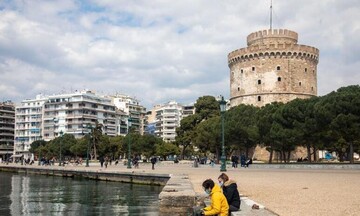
[14,95,46,159]
[14,90,125,159]
[154,101,183,142]
[110,94,147,135]
[0,101,15,161]
[42,90,118,140]
[228,29,319,107]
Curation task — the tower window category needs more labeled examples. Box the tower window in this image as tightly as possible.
[305,68,307,72]
[311,87,314,91]
[241,69,243,73]
[258,96,261,101]
[299,82,302,86]
[277,66,281,70]
[313,70,315,74]
[252,67,255,71]
[258,80,261,84]
[278,77,281,81]
[238,87,240,91]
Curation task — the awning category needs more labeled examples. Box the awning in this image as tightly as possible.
[10,154,23,158]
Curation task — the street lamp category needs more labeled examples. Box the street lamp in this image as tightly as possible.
[38,136,42,166]
[83,124,93,167]
[6,142,9,165]
[21,141,24,165]
[127,117,132,169]
[219,96,227,172]
[59,131,63,166]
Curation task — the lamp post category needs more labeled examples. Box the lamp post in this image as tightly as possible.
[21,141,24,165]
[38,136,42,166]
[59,131,63,166]
[6,142,9,165]
[127,117,132,169]
[219,96,227,172]
[84,124,93,167]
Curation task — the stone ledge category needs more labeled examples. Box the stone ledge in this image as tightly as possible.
[159,174,196,216]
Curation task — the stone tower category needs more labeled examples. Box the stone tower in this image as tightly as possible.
[228,29,319,107]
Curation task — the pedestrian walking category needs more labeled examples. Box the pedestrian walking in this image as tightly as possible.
[150,157,157,170]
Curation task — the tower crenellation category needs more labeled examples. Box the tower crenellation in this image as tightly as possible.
[228,29,319,107]
[247,29,298,46]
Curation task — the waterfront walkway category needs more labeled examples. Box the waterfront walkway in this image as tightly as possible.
[1,161,359,216]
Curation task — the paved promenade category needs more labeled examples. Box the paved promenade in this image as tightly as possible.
[2,161,360,216]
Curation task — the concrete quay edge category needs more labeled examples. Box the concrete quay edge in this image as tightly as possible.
[0,164,278,215]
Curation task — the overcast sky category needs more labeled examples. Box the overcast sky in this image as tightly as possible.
[0,0,359,109]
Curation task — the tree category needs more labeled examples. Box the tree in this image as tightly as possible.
[175,115,198,159]
[29,140,47,154]
[270,100,304,163]
[194,96,220,121]
[91,121,104,160]
[193,116,221,160]
[256,102,283,163]
[70,137,88,157]
[155,142,180,160]
[138,134,162,159]
[315,85,360,163]
[226,104,259,158]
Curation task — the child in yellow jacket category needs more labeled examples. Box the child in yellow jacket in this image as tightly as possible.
[201,179,229,216]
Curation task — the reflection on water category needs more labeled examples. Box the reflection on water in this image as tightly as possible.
[0,172,163,216]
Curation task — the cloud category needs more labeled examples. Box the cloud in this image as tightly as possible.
[0,0,359,109]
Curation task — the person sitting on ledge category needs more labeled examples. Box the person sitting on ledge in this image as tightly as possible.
[193,179,229,216]
[218,173,241,213]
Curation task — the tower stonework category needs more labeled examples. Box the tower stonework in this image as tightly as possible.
[228,29,319,107]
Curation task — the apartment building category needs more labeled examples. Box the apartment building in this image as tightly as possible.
[14,90,125,159]
[154,101,183,142]
[14,95,46,159]
[110,94,147,135]
[146,101,195,142]
[0,101,15,161]
[42,90,118,140]
[182,104,195,118]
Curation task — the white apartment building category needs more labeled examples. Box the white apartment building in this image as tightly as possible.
[14,90,124,159]
[42,90,118,140]
[110,94,146,135]
[154,101,184,142]
[14,94,47,159]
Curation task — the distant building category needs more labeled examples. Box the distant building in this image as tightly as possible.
[182,104,195,118]
[14,95,47,159]
[0,101,15,161]
[109,94,147,135]
[42,90,118,140]
[146,101,195,142]
[14,90,128,159]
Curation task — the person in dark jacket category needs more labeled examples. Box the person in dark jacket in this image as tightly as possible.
[218,173,240,212]
[150,157,157,170]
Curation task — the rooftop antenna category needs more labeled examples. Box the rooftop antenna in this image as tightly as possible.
[270,0,273,30]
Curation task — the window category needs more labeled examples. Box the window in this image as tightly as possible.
[305,68,307,72]
[258,80,261,84]
[299,82,302,86]
[237,87,240,91]
[252,67,255,71]
[311,87,314,91]
[257,96,261,101]
[277,66,281,70]
[278,77,281,82]
[241,69,243,73]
